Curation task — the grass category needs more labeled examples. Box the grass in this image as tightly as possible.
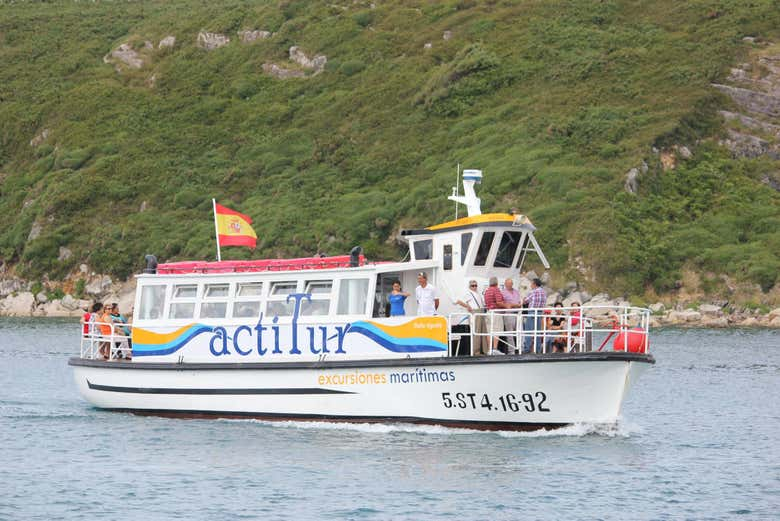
[0,0,779,300]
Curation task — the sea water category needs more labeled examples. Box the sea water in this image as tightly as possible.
[0,318,777,520]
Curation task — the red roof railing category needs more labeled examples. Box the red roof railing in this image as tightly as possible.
[156,255,366,275]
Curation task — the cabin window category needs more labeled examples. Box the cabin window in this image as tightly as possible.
[413,239,433,260]
[173,284,197,299]
[200,283,229,318]
[494,231,523,268]
[443,244,453,270]
[461,233,472,265]
[237,282,263,297]
[204,283,229,298]
[301,280,332,316]
[267,281,297,317]
[138,285,166,320]
[474,232,495,266]
[233,282,263,318]
[337,278,369,315]
[516,235,531,268]
[170,284,198,319]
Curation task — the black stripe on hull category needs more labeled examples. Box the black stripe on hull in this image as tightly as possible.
[86,380,354,395]
[105,408,571,432]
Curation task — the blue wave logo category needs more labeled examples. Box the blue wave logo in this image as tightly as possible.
[348,322,447,353]
[133,324,214,357]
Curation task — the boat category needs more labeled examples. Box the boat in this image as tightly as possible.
[69,170,654,431]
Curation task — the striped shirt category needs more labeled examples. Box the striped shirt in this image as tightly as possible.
[484,286,504,310]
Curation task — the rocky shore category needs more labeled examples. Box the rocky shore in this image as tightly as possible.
[0,273,778,328]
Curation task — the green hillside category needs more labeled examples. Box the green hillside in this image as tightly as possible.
[1,0,779,301]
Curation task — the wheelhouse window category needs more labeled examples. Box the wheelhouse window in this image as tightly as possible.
[337,278,369,315]
[170,283,198,319]
[301,280,332,316]
[494,231,523,268]
[443,244,453,271]
[138,285,166,320]
[413,239,433,260]
[267,281,297,317]
[461,232,472,266]
[474,232,495,266]
[200,283,229,319]
[233,282,263,318]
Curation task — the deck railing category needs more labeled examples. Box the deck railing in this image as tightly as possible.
[448,305,650,356]
[80,321,133,360]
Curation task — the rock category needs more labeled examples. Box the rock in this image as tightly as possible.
[85,276,113,295]
[289,46,327,71]
[770,316,780,327]
[741,317,759,326]
[516,276,532,294]
[719,111,780,137]
[36,292,48,304]
[105,43,145,69]
[767,308,780,319]
[660,151,676,170]
[712,84,780,119]
[30,129,49,147]
[239,30,271,43]
[701,316,729,327]
[0,292,35,316]
[61,294,82,311]
[545,292,561,306]
[676,145,692,159]
[443,30,453,40]
[624,167,640,194]
[743,36,756,43]
[525,270,539,282]
[139,201,147,212]
[564,281,578,292]
[540,272,551,285]
[668,310,701,323]
[262,63,306,79]
[58,247,72,261]
[0,279,24,297]
[79,264,88,274]
[424,42,432,50]
[159,36,176,49]
[699,304,722,314]
[649,302,665,313]
[720,129,770,158]
[563,291,583,307]
[197,32,230,50]
[27,222,42,242]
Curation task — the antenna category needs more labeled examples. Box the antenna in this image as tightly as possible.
[454,163,460,220]
[448,169,483,217]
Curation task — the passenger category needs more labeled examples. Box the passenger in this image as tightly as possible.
[546,302,566,351]
[97,303,113,359]
[82,305,92,335]
[388,280,410,317]
[569,301,582,352]
[455,280,488,355]
[501,278,523,353]
[415,272,439,315]
[521,278,547,353]
[483,276,507,354]
[110,303,132,359]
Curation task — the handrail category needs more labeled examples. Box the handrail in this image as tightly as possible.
[448,305,650,356]
[80,320,133,361]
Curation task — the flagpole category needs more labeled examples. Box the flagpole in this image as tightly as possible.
[212,198,221,262]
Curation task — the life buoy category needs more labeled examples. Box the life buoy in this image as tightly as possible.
[613,326,648,353]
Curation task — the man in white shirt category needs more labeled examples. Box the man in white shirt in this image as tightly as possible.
[415,272,439,315]
[455,280,488,355]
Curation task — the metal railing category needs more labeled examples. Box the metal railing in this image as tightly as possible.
[80,320,133,360]
[448,305,650,356]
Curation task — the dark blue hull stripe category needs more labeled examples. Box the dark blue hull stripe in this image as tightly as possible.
[86,380,355,395]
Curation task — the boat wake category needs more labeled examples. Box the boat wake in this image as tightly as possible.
[218,417,643,438]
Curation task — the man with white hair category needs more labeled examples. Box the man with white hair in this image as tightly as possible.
[501,278,522,353]
[415,272,439,315]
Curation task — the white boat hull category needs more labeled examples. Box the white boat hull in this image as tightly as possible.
[70,353,653,431]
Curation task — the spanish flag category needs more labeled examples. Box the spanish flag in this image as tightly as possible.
[213,201,257,249]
